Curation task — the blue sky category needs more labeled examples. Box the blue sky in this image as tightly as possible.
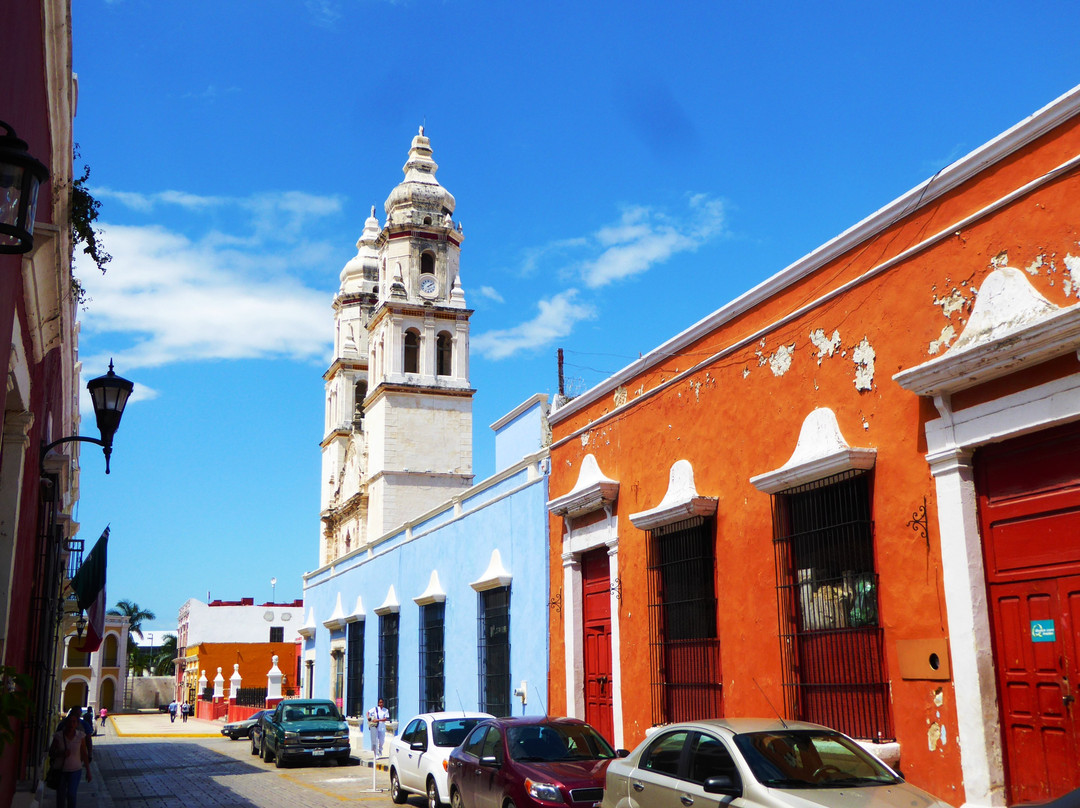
[69,0,1077,634]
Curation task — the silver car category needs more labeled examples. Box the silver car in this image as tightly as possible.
[602,718,954,808]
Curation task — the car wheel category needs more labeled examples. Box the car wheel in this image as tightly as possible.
[390,768,406,804]
[261,740,272,762]
[274,745,286,768]
[427,776,441,808]
[250,736,259,756]
[450,789,465,808]
[504,801,517,808]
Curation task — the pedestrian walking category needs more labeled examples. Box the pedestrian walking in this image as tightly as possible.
[366,698,389,757]
[181,701,189,722]
[49,707,92,808]
[98,707,107,727]
[168,700,177,723]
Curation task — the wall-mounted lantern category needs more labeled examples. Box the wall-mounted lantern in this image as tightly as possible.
[0,120,49,254]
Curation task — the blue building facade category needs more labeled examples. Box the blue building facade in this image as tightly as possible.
[301,395,550,729]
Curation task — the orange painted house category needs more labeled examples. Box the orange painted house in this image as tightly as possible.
[546,84,1080,807]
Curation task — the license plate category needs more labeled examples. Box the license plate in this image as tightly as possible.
[312,749,325,756]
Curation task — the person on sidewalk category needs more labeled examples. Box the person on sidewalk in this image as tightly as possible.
[181,701,189,722]
[50,707,92,808]
[366,698,389,757]
[98,707,107,727]
[169,700,177,723]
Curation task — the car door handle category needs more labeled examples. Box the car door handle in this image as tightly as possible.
[681,795,695,806]
[631,780,645,792]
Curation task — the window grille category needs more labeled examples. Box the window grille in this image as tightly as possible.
[647,516,722,725]
[269,626,284,643]
[419,602,446,712]
[378,613,399,719]
[478,586,511,717]
[772,470,892,740]
[346,621,364,718]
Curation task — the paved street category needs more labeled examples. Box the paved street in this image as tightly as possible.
[41,713,405,808]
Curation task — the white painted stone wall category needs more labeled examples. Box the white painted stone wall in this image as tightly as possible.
[180,598,305,645]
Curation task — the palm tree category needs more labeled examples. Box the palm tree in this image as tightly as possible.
[149,634,178,676]
[107,600,156,673]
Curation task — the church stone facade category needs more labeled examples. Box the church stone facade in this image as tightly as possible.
[320,128,474,566]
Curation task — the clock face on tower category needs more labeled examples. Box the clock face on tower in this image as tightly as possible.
[419,275,437,296]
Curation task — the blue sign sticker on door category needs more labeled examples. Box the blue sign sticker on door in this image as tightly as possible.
[1031,619,1056,643]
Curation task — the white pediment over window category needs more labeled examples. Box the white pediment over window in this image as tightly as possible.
[322,593,347,631]
[414,570,447,606]
[750,408,876,494]
[470,549,512,592]
[297,608,317,639]
[894,267,1080,396]
[374,585,400,615]
[346,595,365,623]
[629,460,717,531]
[547,454,619,518]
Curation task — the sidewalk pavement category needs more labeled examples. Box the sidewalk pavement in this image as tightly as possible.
[35,712,388,808]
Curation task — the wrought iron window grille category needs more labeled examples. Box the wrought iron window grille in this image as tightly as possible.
[477,586,511,717]
[771,469,893,741]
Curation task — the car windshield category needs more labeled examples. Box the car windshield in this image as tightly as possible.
[733,730,901,788]
[433,718,486,747]
[283,704,341,721]
[508,724,616,762]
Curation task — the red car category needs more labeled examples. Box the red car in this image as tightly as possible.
[447,716,624,808]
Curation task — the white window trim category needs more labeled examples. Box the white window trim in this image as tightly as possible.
[629,459,717,530]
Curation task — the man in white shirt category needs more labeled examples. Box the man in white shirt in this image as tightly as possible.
[366,698,389,756]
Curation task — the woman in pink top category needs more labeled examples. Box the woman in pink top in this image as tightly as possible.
[49,707,91,808]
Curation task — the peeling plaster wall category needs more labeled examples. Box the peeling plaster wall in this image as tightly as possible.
[547,105,1080,808]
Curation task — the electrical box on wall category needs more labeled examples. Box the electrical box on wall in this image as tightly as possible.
[896,638,951,680]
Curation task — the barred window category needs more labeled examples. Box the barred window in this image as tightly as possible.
[478,586,511,717]
[647,516,722,724]
[269,626,284,643]
[772,470,892,740]
[420,602,446,713]
[346,620,364,718]
[379,613,399,719]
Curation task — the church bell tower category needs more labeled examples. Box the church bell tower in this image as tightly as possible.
[320,128,474,565]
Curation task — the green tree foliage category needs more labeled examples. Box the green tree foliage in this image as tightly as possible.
[0,666,32,760]
[107,600,156,672]
[70,146,111,274]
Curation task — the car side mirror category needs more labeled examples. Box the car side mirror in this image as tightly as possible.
[411,741,426,752]
[479,755,501,768]
[616,749,630,758]
[703,775,741,797]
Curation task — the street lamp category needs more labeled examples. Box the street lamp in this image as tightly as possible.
[41,360,134,474]
[271,577,277,602]
[0,120,49,254]
[147,632,154,675]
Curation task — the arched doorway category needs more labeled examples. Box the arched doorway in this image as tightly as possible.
[102,633,120,667]
[62,680,88,711]
[99,678,116,712]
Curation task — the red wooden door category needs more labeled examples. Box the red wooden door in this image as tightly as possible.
[582,548,614,742]
[978,424,1080,803]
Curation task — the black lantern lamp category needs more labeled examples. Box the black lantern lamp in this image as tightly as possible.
[0,120,49,254]
[41,360,134,474]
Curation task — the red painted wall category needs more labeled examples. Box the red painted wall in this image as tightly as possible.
[547,107,1080,806]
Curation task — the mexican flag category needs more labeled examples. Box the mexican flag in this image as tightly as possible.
[71,527,109,653]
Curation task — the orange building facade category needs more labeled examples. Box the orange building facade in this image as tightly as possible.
[546,85,1080,808]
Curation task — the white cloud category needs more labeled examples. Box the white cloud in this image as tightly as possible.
[472,290,595,360]
[75,214,333,371]
[580,195,726,288]
[477,286,505,303]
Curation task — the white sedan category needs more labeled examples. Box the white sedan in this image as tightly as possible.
[389,711,493,808]
[603,718,955,808]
